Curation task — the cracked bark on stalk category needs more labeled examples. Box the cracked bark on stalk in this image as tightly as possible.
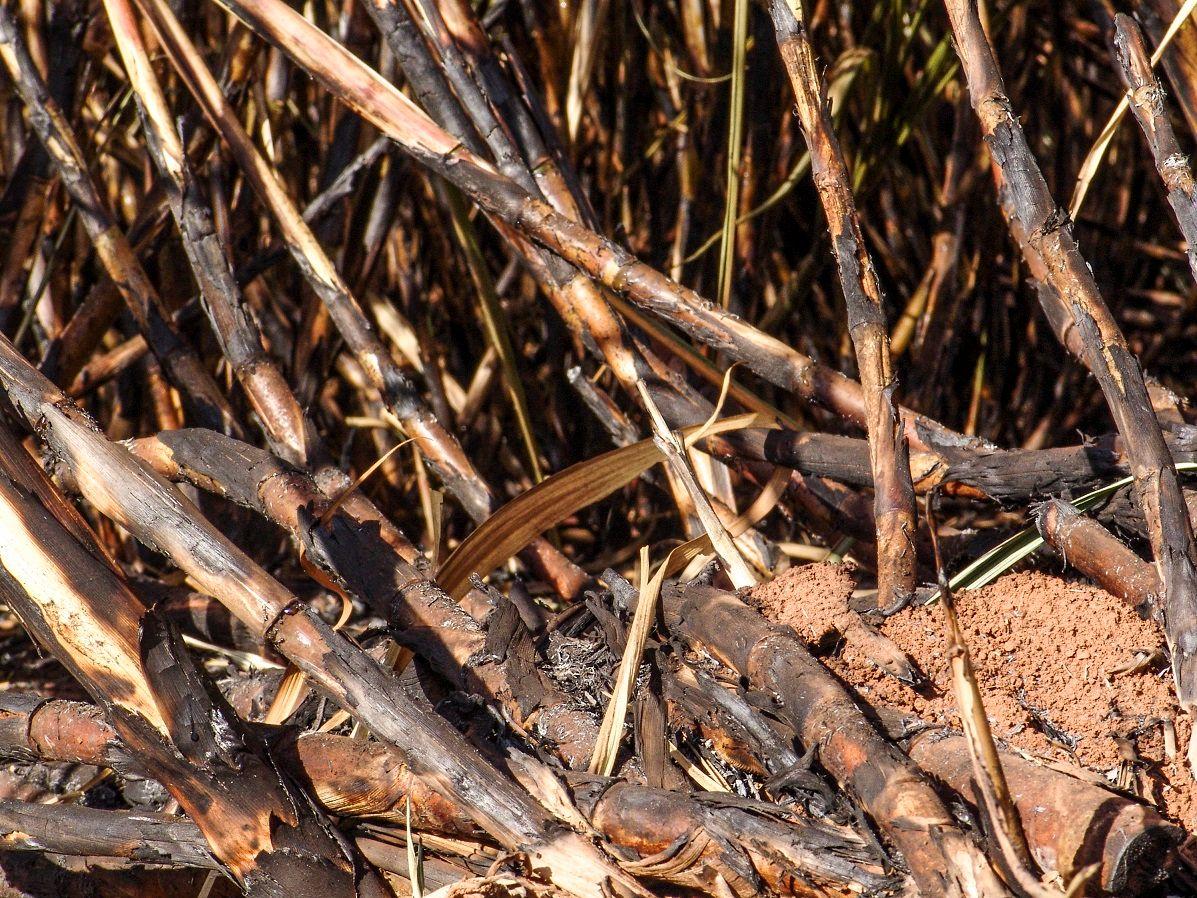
[0,420,375,896]
[770,0,917,608]
[0,801,221,871]
[941,0,1197,725]
[0,7,237,437]
[125,426,601,768]
[0,334,648,898]
[1113,13,1197,283]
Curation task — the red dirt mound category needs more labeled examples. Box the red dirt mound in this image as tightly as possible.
[747,565,1196,828]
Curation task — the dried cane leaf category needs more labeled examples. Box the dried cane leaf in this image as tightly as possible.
[437,412,776,598]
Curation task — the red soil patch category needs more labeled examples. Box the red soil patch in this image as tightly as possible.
[746,564,1197,829]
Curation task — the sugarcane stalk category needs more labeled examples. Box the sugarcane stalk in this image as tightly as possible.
[769,0,918,608]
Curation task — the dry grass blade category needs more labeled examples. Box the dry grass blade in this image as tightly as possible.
[928,494,1058,898]
[591,459,789,776]
[716,0,750,310]
[437,412,773,598]
[635,380,756,588]
[565,0,609,141]
[589,545,663,776]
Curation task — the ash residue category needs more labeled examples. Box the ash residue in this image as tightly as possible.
[543,631,618,716]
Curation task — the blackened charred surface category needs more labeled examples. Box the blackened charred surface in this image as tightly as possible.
[667,665,800,777]
[143,582,271,656]
[941,440,1123,499]
[139,611,258,773]
[0,691,896,896]
[280,608,550,844]
[763,432,876,488]
[0,695,45,765]
[1114,14,1197,282]
[0,799,220,870]
[479,599,549,717]
[268,602,656,898]
[131,611,369,896]
[363,0,485,154]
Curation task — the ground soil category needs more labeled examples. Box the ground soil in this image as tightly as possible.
[746,564,1197,829]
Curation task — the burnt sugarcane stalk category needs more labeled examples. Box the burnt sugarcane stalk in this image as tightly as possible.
[0,421,375,895]
[662,581,1012,898]
[0,796,477,889]
[195,0,969,453]
[907,733,1180,896]
[0,694,892,898]
[363,0,755,574]
[0,6,237,437]
[0,800,220,871]
[126,426,600,767]
[769,0,917,608]
[1114,13,1197,283]
[100,0,428,576]
[101,0,312,466]
[127,0,585,599]
[0,333,646,898]
[940,0,1197,728]
[1035,499,1161,608]
[198,0,960,588]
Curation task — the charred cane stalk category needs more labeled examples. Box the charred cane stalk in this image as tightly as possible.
[769,0,918,608]
[942,0,1197,728]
